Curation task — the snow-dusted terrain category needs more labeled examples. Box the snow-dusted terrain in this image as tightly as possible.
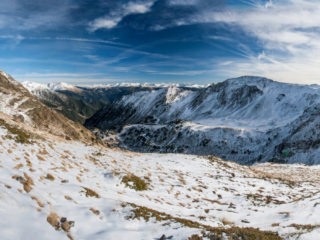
[3,70,320,239]
[2,116,320,239]
[86,77,320,164]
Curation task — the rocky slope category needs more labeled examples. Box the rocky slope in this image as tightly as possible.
[0,70,96,142]
[86,76,320,164]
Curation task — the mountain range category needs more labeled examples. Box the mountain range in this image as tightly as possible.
[83,76,320,165]
[2,70,320,239]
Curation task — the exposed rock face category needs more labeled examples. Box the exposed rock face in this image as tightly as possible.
[0,70,96,142]
[86,76,320,164]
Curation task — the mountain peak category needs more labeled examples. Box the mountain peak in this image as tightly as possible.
[22,81,81,92]
[47,82,79,91]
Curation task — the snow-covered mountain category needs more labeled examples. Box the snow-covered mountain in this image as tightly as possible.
[86,76,320,164]
[23,81,79,92]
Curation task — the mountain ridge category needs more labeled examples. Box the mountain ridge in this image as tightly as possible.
[85,76,320,164]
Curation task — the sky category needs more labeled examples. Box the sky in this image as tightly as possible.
[1,0,320,85]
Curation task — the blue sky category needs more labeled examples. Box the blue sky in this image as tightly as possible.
[0,0,320,85]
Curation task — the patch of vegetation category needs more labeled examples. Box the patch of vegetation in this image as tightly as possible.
[289,224,320,231]
[121,174,149,191]
[0,119,32,144]
[45,173,55,181]
[246,193,285,206]
[188,235,202,240]
[123,203,282,240]
[12,172,34,193]
[82,187,100,198]
[89,208,100,215]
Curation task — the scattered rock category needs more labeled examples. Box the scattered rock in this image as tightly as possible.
[47,214,75,232]
[158,234,173,240]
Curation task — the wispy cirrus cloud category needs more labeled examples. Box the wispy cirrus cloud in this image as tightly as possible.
[153,0,320,83]
[88,1,155,31]
[208,0,320,83]
[0,0,75,31]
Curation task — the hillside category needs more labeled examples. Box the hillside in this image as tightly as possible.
[2,108,320,239]
[2,70,320,239]
[86,76,320,164]
[0,70,96,143]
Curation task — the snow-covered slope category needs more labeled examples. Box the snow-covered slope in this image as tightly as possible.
[2,117,320,239]
[86,76,320,164]
[3,70,320,239]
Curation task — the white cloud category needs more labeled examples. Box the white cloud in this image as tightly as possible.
[89,18,120,31]
[265,0,273,8]
[125,2,152,14]
[88,1,155,31]
[196,0,320,84]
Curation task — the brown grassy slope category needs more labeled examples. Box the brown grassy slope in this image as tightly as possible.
[0,71,98,143]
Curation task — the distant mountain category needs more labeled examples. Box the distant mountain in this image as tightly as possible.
[86,76,320,164]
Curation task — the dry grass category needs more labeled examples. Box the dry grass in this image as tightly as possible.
[188,235,203,240]
[121,174,149,191]
[45,173,55,181]
[31,196,44,208]
[89,208,100,215]
[0,119,31,144]
[82,187,100,198]
[14,163,24,169]
[38,149,49,155]
[289,224,320,231]
[12,172,34,193]
[64,195,72,201]
[123,203,282,240]
[47,212,60,230]
[25,158,32,167]
[37,155,45,161]
[202,198,227,205]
